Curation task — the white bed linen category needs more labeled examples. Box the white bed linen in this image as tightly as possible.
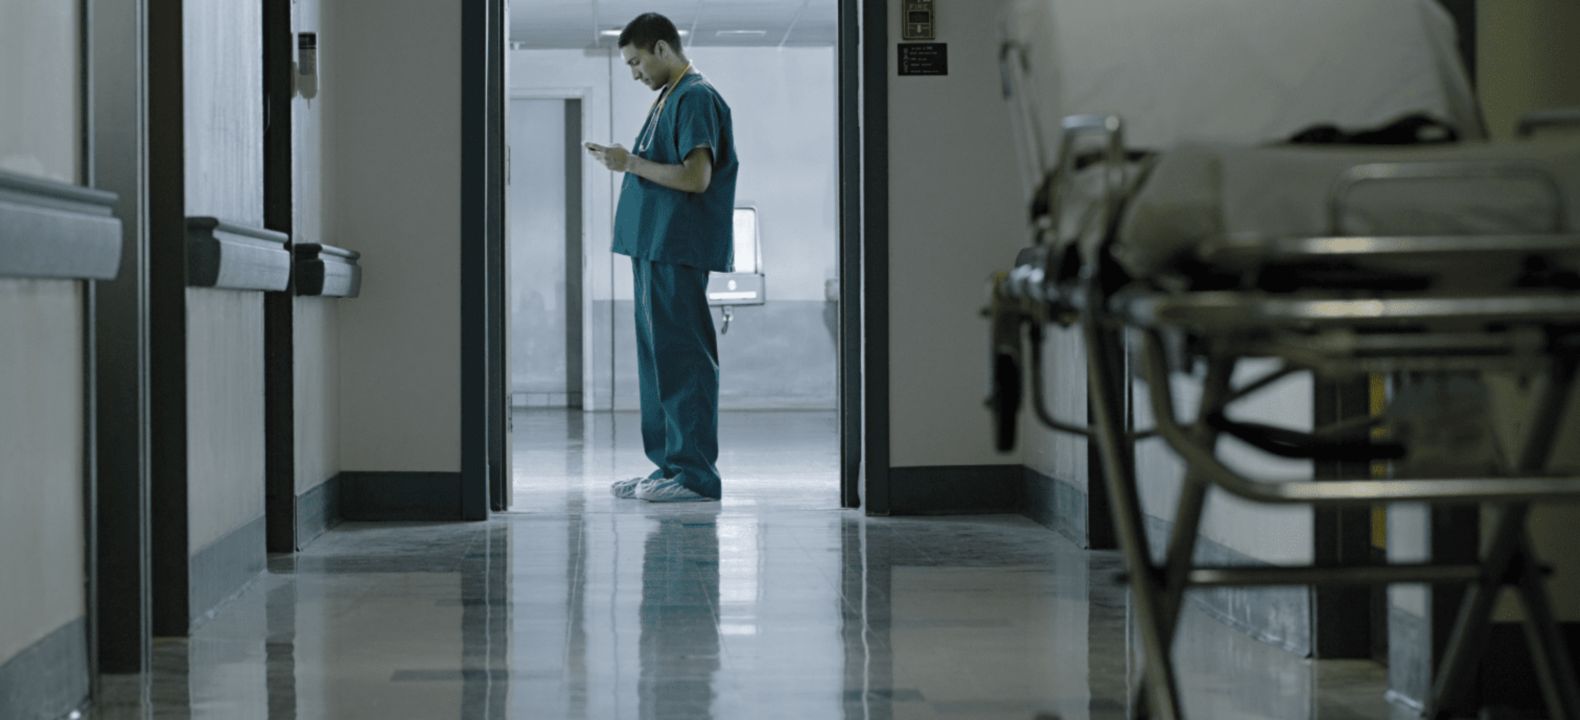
[1003,0,1483,160]
[1114,141,1580,278]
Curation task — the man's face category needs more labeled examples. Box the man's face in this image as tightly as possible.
[621,43,669,91]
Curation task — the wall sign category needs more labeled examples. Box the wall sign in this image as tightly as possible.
[898,43,948,76]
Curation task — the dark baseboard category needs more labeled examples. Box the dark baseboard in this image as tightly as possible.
[340,472,465,521]
[1141,515,1314,657]
[0,617,89,720]
[295,474,343,550]
[189,514,268,628]
[1022,467,1093,548]
[884,465,1023,516]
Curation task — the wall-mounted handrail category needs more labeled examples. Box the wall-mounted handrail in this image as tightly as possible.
[0,170,122,281]
[186,217,291,291]
[293,242,362,298]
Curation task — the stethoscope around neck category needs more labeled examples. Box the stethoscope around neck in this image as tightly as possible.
[636,63,696,154]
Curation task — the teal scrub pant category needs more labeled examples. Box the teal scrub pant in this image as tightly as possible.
[632,257,722,499]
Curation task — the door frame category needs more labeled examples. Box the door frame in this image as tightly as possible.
[468,1,877,511]
[262,0,296,552]
[461,0,498,520]
[852,0,887,513]
[85,0,156,678]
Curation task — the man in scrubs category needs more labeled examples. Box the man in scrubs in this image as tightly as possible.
[589,12,738,503]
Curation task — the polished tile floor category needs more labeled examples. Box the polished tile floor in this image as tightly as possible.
[93,411,1412,719]
[509,410,845,512]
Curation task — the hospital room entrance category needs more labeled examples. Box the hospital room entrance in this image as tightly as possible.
[504,1,845,510]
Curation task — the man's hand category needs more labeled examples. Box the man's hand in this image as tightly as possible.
[587,143,712,194]
[588,143,632,173]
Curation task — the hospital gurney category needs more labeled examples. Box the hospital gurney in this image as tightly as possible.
[985,2,1580,718]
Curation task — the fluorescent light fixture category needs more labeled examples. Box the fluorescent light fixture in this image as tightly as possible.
[716,29,768,38]
[600,28,690,38]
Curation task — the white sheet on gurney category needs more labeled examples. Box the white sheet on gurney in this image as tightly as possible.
[1114,142,1580,279]
[1004,0,1481,152]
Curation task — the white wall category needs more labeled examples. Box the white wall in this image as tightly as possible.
[293,0,341,495]
[885,0,1028,468]
[184,0,268,553]
[295,301,341,494]
[186,290,267,550]
[1023,328,1089,492]
[0,0,80,183]
[184,0,264,224]
[1132,365,1314,564]
[328,0,462,472]
[1478,0,1580,624]
[0,0,87,670]
[1477,1,1580,142]
[0,283,87,665]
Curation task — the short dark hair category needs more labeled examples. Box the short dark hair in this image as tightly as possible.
[618,13,683,54]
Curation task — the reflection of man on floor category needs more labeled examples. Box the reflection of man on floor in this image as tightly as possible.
[590,12,738,503]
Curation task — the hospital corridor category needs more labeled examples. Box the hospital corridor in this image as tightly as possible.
[5,1,1580,719]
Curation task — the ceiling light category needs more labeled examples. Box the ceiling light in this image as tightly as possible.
[599,28,690,38]
[716,30,768,38]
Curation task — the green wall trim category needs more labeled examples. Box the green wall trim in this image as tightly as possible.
[1022,467,1094,548]
[0,617,89,720]
[295,474,343,549]
[188,514,267,629]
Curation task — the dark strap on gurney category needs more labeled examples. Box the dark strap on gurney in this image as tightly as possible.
[1072,149,1154,170]
[1286,112,1459,146]
[1205,412,1407,462]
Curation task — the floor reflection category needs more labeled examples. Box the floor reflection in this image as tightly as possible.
[88,410,1416,719]
[640,513,720,719]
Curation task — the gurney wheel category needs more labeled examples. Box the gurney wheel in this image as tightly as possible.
[990,350,1023,453]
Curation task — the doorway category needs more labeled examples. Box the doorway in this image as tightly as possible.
[508,97,584,413]
[501,3,849,511]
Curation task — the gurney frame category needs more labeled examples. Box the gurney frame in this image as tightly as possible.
[994,41,1580,720]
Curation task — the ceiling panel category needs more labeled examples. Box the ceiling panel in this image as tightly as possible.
[509,0,838,49]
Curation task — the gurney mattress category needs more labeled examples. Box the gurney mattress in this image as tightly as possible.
[1113,142,1580,281]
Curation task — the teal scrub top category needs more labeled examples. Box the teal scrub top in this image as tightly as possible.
[612,72,739,273]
